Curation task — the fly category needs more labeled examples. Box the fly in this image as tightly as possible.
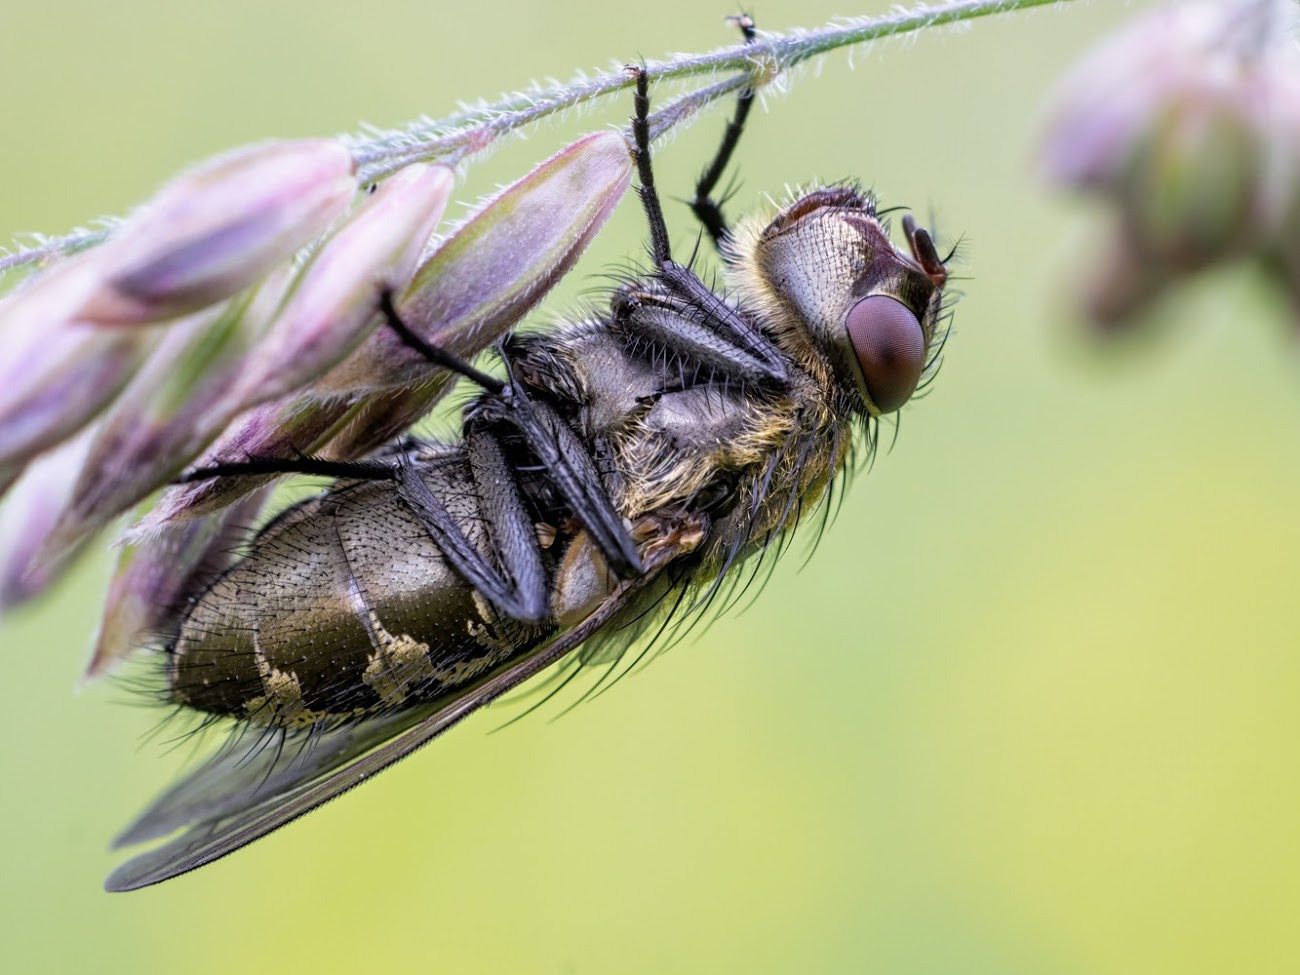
[106,33,953,890]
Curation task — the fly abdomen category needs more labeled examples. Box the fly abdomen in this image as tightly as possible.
[168,454,550,728]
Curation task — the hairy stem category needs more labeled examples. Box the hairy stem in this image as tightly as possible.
[352,0,1071,179]
[0,0,1073,276]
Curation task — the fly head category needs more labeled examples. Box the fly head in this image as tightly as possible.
[745,186,948,416]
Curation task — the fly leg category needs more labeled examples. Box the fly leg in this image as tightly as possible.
[629,63,673,267]
[611,280,786,386]
[177,457,397,483]
[690,14,757,250]
[380,289,644,582]
[623,62,789,389]
[180,286,521,608]
[468,389,643,579]
[394,437,548,621]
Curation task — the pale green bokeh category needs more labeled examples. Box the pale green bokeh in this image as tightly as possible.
[3,1,1300,972]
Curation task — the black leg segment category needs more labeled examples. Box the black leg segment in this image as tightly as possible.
[628,64,673,267]
[690,14,758,249]
[179,456,399,484]
[378,289,506,394]
[396,462,549,623]
[465,429,548,621]
[471,389,644,579]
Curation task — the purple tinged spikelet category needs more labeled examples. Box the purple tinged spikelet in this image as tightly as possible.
[75,139,358,326]
[319,379,445,461]
[0,263,153,476]
[220,163,456,411]
[0,428,96,609]
[314,130,633,397]
[42,267,295,559]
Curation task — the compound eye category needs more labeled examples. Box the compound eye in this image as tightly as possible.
[845,295,926,414]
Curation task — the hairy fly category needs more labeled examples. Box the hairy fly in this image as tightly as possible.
[106,38,953,891]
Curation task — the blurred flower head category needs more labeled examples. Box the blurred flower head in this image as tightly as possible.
[1041,0,1300,330]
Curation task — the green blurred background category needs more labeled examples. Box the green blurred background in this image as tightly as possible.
[4,0,1300,971]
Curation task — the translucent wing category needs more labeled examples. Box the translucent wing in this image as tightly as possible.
[106,567,661,892]
[111,705,440,850]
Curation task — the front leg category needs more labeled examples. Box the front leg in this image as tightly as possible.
[625,65,789,389]
[628,64,673,268]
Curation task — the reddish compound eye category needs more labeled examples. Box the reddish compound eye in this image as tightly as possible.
[845,295,925,413]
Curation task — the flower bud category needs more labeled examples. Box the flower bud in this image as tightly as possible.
[318,380,444,461]
[0,429,94,609]
[75,139,357,325]
[43,267,293,558]
[1041,3,1229,193]
[1120,84,1263,268]
[219,163,454,411]
[0,264,151,475]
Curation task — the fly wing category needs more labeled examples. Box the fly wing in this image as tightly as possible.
[111,706,439,850]
[105,562,667,892]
